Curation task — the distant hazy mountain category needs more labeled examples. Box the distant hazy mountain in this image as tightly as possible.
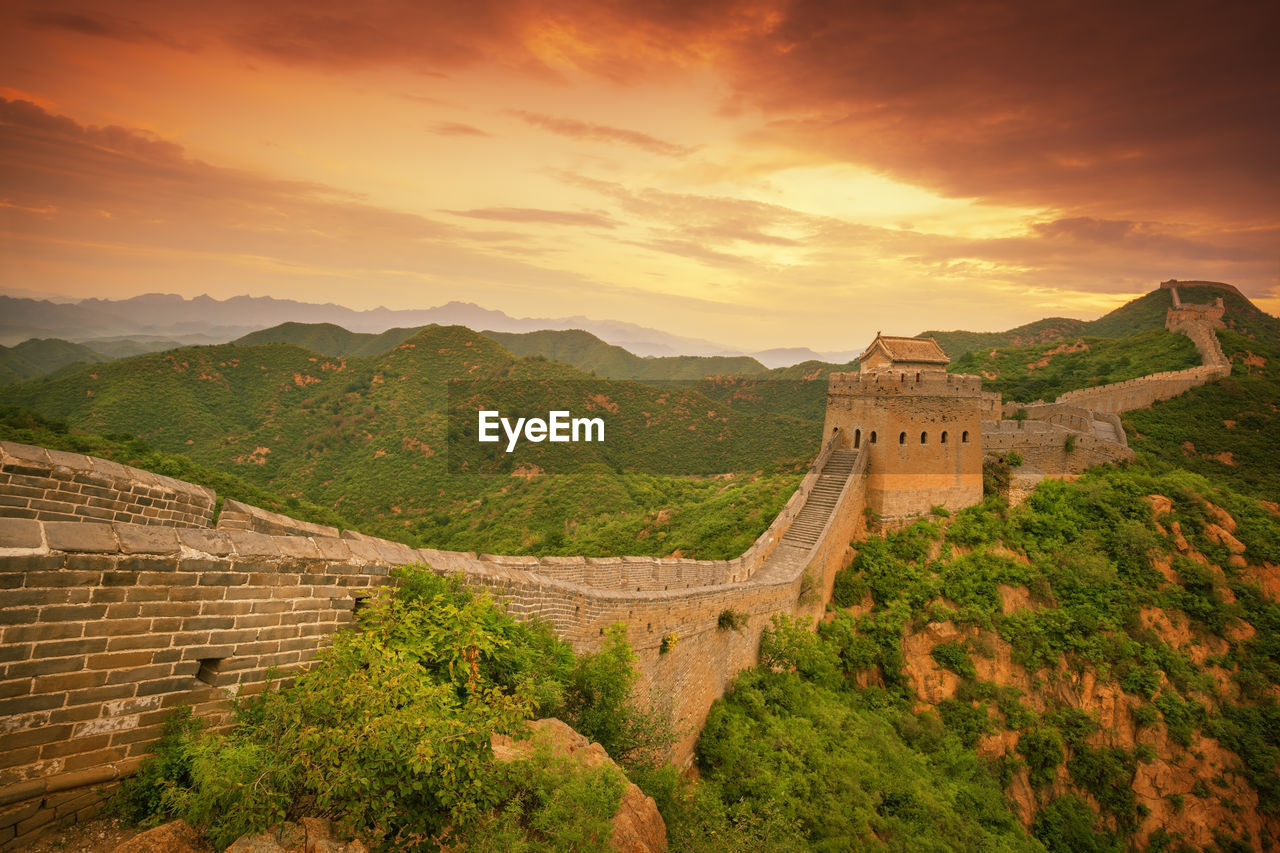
[481,329,770,380]
[751,347,863,369]
[0,292,740,358]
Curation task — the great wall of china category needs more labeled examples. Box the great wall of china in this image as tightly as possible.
[0,281,1233,848]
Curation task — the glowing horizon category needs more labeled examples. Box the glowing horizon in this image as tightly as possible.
[2,1,1277,351]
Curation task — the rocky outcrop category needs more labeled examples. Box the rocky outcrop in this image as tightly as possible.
[491,718,667,853]
[222,818,368,853]
[111,820,211,853]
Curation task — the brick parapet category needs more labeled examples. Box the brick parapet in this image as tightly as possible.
[0,441,215,529]
[215,499,340,539]
[0,433,871,845]
[828,370,984,397]
[982,419,1134,474]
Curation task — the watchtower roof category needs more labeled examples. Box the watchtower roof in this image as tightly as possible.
[860,333,949,368]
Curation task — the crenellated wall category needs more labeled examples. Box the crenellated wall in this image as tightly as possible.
[0,437,870,848]
[0,443,214,529]
[215,499,340,539]
[982,419,1135,475]
[0,293,1241,847]
[1053,293,1230,415]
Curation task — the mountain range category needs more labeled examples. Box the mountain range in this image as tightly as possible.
[0,291,862,364]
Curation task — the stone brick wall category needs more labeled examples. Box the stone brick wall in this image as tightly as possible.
[0,517,404,849]
[0,437,872,847]
[982,419,1135,475]
[1054,298,1229,415]
[0,442,214,529]
[1054,364,1230,414]
[215,499,340,539]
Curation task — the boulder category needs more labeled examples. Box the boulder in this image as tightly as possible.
[491,718,667,853]
[223,819,367,853]
[111,820,211,853]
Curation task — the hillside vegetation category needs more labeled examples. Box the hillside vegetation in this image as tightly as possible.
[234,322,424,358]
[0,337,108,385]
[481,328,769,380]
[0,406,350,531]
[949,329,1201,403]
[690,463,1280,851]
[0,327,811,557]
[1125,328,1280,502]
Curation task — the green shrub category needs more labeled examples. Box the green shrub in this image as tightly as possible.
[113,567,668,849]
[1017,727,1064,789]
[1032,795,1123,853]
[930,641,977,679]
[830,566,868,609]
[717,609,748,632]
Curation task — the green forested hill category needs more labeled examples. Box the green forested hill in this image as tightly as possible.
[0,337,108,385]
[0,325,813,556]
[948,328,1202,403]
[924,317,1090,360]
[924,281,1278,360]
[234,322,425,357]
[481,328,769,380]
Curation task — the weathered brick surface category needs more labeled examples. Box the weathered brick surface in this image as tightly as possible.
[0,434,875,848]
[0,443,214,529]
[215,499,340,538]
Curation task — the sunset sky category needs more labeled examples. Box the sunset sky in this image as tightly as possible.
[2,0,1277,351]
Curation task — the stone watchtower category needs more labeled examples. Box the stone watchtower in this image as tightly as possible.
[823,333,985,521]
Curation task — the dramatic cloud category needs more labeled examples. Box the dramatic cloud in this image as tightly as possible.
[446,207,617,228]
[510,111,696,157]
[2,0,1276,346]
[25,9,194,49]
[427,121,491,138]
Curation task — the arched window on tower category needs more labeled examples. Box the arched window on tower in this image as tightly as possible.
[899,432,906,445]
[854,429,861,448]
[920,431,927,444]
[941,431,949,444]
[870,431,878,444]
[962,430,970,443]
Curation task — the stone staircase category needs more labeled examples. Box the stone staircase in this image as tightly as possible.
[760,449,860,574]
[1092,418,1120,443]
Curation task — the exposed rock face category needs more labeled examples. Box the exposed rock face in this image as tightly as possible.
[892,485,1280,852]
[111,820,211,853]
[491,718,668,853]
[223,819,368,853]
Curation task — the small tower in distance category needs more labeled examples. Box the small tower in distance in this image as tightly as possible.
[823,333,986,522]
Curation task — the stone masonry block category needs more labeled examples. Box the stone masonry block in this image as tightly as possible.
[113,524,181,555]
[175,528,236,556]
[273,536,321,559]
[226,531,279,557]
[0,519,42,550]
[44,522,118,554]
[312,537,352,561]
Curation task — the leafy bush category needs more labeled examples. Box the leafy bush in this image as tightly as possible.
[717,609,748,632]
[1017,727,1064,788]
[114,567,668,849]
[1032,795,1123,853]
[830,565,868,609]
[930,641,977,679]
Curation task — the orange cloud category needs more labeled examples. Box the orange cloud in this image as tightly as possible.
[510,110,697,157]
